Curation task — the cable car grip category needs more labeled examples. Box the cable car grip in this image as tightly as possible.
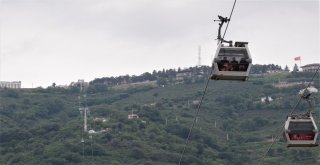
[214,15,233,46]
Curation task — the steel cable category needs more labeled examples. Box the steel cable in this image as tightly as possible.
[257,66,320,164]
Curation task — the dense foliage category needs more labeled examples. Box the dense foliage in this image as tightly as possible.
[90,64,284,86]
[0,69,319,165]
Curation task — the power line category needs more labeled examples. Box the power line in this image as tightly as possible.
[78,81,96,165]
[89,134,95,165]
[78,84,86,164]
[257,66,320,164]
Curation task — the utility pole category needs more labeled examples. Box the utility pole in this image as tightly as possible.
[196,117,199,123]
[226,133,229,141]
[79,107,89,132]
[78,80,89,132]
[78,80,88,164]
[165,117,168,125]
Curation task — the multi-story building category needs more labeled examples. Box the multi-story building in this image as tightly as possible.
[0,81,21,89]
[70,79,89,87]
[301,63,320,72]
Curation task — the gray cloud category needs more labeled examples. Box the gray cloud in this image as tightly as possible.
[0,0,319,87]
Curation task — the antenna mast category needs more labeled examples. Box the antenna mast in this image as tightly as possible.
[197,45,202,66]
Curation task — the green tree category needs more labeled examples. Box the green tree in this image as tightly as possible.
[87,84,108,93]
[2,89,20,98]
[284,65,290,71]
[131,147,145,159]
[46,99,65,115]
[293,63,299,72]
[156,77,167,86]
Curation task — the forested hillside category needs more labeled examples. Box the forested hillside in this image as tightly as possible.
[0,68,319,165]
[90,64,283,86]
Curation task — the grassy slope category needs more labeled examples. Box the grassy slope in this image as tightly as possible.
[0,73,319,165]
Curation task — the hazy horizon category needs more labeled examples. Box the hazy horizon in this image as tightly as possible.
[1,0,319,88]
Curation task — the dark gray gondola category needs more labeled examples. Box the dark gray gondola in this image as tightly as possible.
[210,41,252,81]
[284,114,318,147]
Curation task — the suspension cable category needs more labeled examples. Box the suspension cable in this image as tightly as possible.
[221,0,237,43]
[178,70,213,165]
[257,66,320,164]
[178,1,238,164]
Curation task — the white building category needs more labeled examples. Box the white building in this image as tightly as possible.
[261,96,273,103]
[176,71,193,81]
[0,81,21,89]
[301,63,320,72]
[70,79,89,87]
[94,117,108,122]
[128,114,139,120]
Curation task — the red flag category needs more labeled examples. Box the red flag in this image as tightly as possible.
[294,56,301,61]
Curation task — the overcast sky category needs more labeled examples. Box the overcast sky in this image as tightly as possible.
[0,0,319,88]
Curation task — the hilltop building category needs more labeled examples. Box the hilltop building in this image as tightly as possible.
[273,81,313,88]
[0,81,21,89]
[70,79,89,87]
[176,71,193,81]
[128,114,139,120]
[301,63,320,72]
[128,109,139,120]
[175,70,205,81]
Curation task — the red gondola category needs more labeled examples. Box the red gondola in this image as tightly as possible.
[284,114,318,147]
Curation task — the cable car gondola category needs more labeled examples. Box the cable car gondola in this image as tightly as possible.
[210,15,252,81]
[284,114,318,147]
[210,42,252,81]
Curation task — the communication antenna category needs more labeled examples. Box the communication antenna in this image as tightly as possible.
[0,19,2,82]
[197,46,202,67]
